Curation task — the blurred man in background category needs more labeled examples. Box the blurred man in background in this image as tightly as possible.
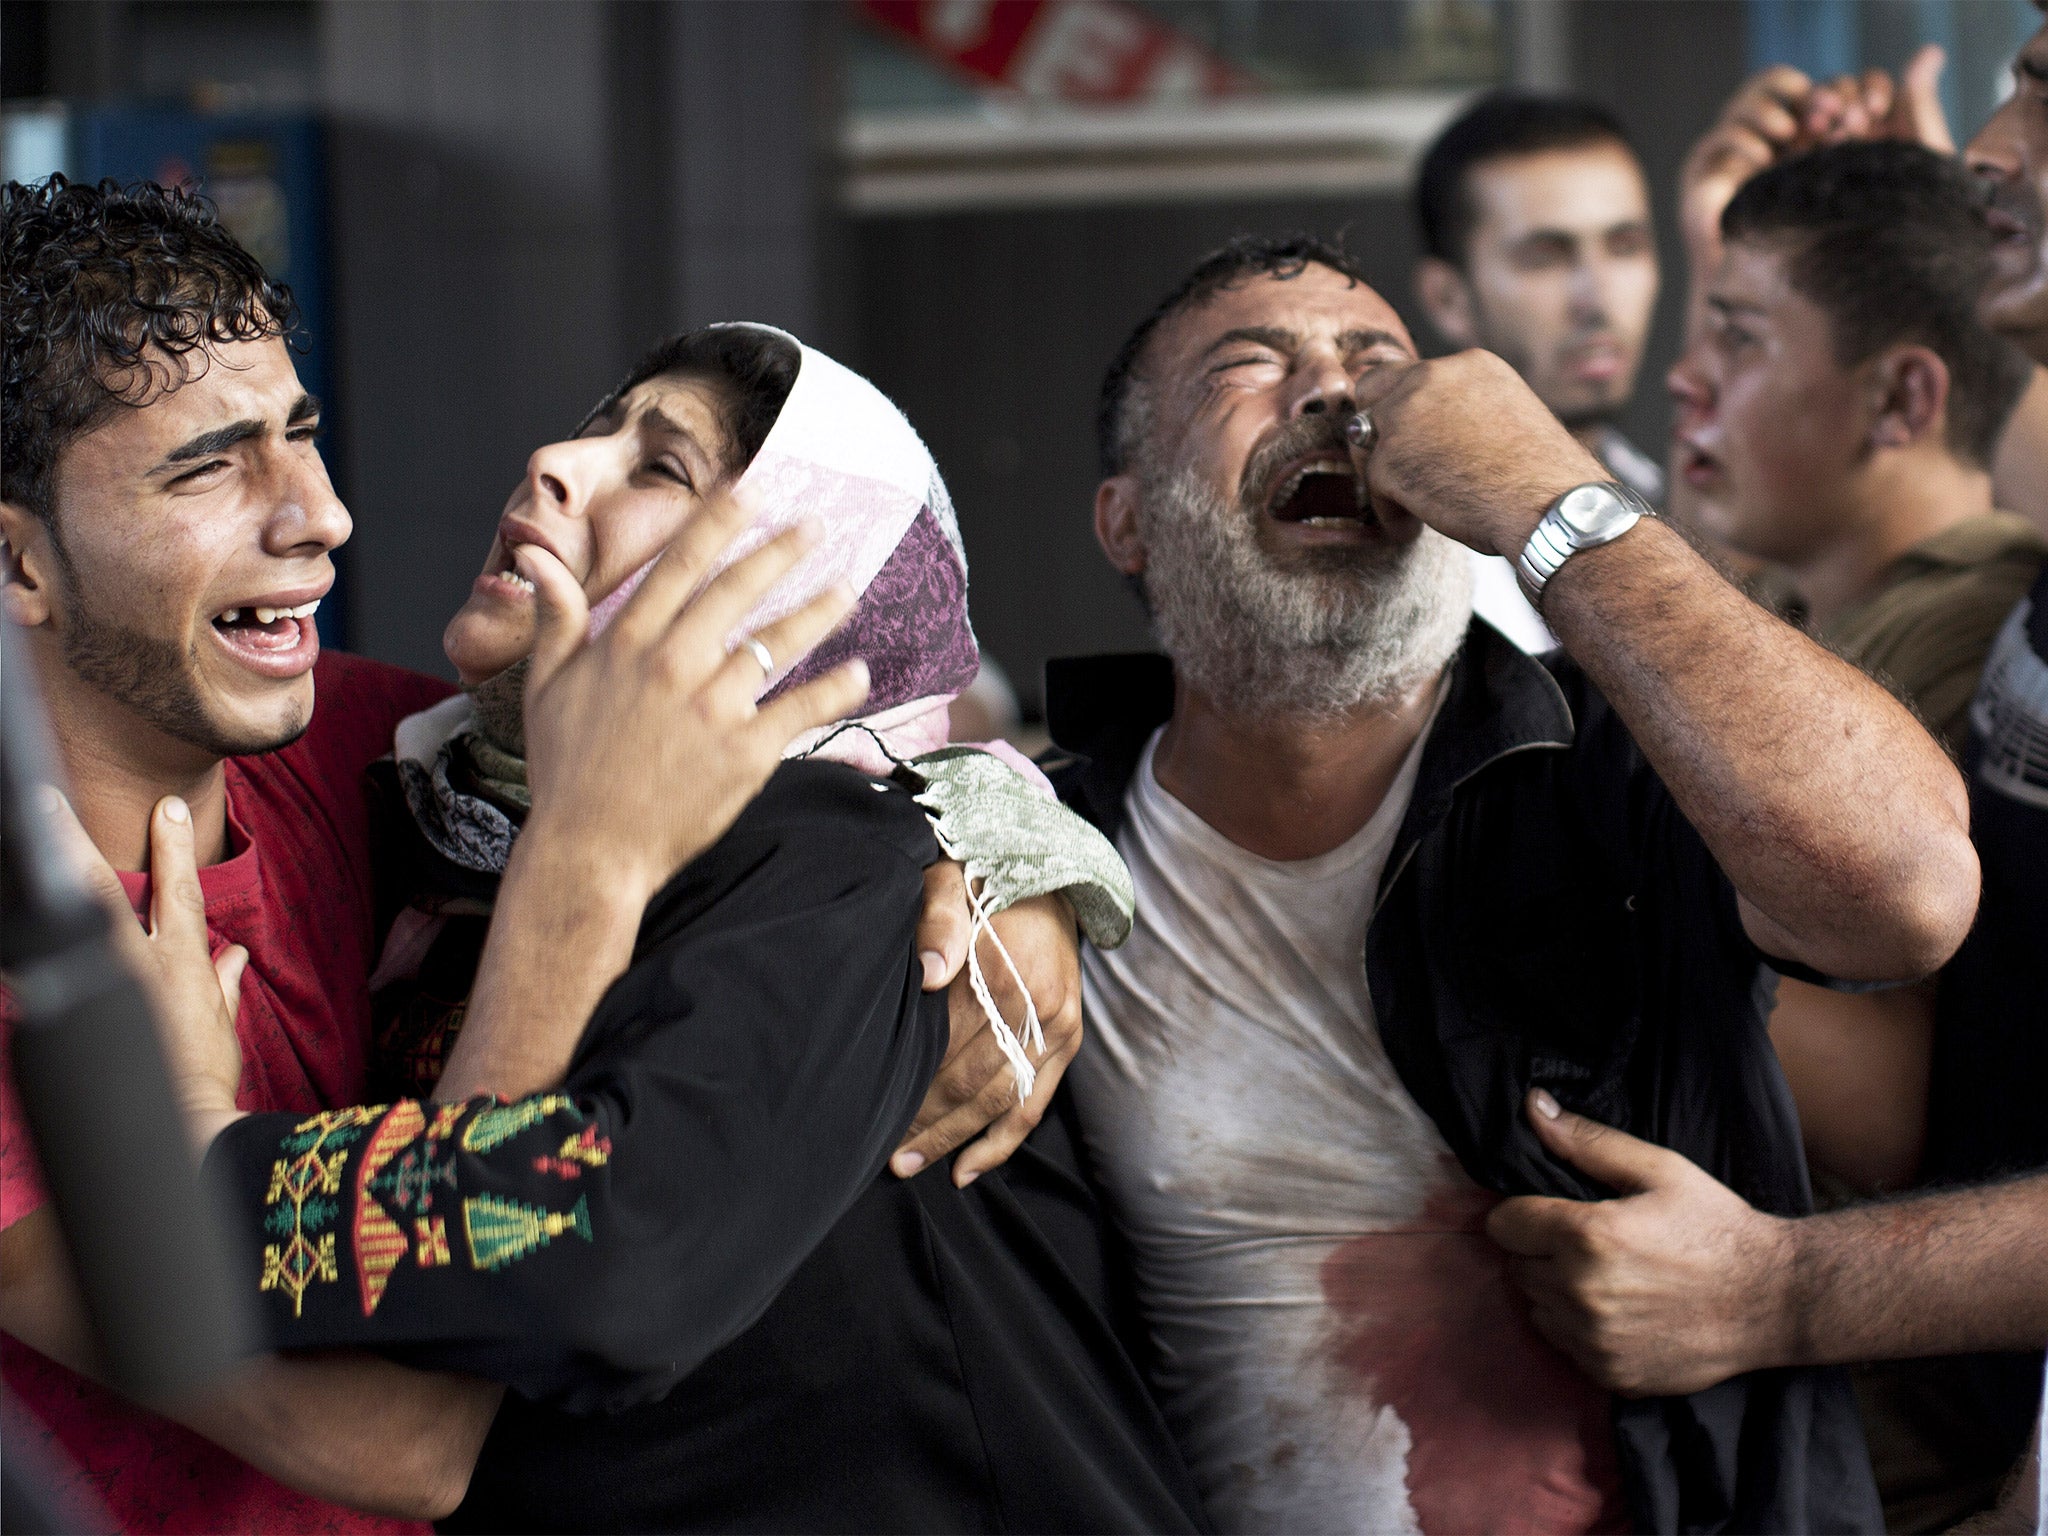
[1670,140,2037,760]
[1412,92,1663,649]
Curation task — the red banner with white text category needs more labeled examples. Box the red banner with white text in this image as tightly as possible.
[858,0,1254,104]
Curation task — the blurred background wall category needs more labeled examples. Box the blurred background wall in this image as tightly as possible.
[2,0,2037,711]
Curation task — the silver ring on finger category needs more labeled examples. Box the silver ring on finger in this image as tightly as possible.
[1344,410,1377,453]
[743,636,774,675]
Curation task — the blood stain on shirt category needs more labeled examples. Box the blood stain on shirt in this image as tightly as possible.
[1318,1178,1628,1535]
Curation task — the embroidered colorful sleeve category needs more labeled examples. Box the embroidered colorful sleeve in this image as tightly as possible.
[227,1095,601,1328]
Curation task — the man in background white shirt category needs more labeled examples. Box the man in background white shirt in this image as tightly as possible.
[1411,92,1665,651]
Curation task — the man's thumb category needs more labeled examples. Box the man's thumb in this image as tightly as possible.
[915,859,973,992]
[1526,1089,1674,1195]
[513,543,590,687]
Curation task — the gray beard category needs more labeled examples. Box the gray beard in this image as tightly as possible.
[1136,460,1474,726]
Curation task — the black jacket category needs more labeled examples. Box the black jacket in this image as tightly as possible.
[1043,626,1882,1536]
[210,762,1208,1533]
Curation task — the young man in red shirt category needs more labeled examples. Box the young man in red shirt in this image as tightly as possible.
[0,177,1077,1531]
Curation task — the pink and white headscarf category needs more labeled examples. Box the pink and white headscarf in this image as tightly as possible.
[588,324,980,777]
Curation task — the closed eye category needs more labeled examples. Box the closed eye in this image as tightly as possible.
[1350,344,1409,373]
[167,459,229,486]
[645,457,695,489]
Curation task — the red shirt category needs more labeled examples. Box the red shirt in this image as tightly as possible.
[1,652,453,1534]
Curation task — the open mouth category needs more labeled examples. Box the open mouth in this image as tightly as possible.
[210,597,323,676]
[1985,205,2034,248]
[1675,440,1721,490]
[491,551,538,595]
[1266,457,1373,530]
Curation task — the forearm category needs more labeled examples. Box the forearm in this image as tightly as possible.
[183,1355,500,1520]
[1543,517,1976,978]
[1,1210,496,1520]
[1763,1176,2048,1371]
[439,816,651,1101]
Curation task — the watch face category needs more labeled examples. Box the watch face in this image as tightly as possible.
[1558,484,1628,537]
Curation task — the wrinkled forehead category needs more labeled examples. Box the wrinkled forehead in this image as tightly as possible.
[576,372,736,459]
[1149,264,1415,381]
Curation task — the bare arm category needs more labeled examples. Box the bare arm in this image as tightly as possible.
[1548,517,1973,977]
[0,1208,499,1519]
[1769,977,1932,1192]
[1356,351,1978,980]
[1486,1092,2048,1395]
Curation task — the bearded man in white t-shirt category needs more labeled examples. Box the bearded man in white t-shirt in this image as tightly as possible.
[1041,233,1983,1535]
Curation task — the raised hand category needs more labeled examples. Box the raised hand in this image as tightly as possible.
[1889,44,1956,154]
[1483,1089,1795,1397]
[1684,48,1953,272]
[442,494,872,1103]
[1351,350,1607,560]
[515,489,871,908]
[1682,65,1820,261]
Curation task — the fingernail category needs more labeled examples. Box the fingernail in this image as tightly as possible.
[797,516,825,543]
[893,1151,925,1176]
[162,797,190,824]
[919,949,946,988]
[1531,1088,1562,1120]
[956,1169,980,1188]
[848,658,870,689]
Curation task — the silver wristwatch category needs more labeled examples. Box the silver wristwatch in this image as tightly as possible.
[1516,481,1653,604]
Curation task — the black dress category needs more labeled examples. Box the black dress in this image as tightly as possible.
[206,760,1207,1534]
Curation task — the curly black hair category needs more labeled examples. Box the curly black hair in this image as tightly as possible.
[1096,232,1376,480]
[2,174,300,524]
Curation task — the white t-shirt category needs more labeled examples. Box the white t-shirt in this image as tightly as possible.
[1075,721,1620,1536]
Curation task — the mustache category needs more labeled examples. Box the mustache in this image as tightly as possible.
[1238,415,1357,511]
